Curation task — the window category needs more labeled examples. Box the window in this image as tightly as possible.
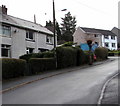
[94,34,98,37]
[26,48,34,54]
[104,35,109,39]
[0,25,11,36]
[112,43,116,47]
[26,30,34,40]
[1,44,11,57]
[46,35,53,44]
[105,42,109,47]
[111,36,115,40]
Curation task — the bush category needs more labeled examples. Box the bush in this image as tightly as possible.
[95,47,108,60]
[56,47,77,69]
[74,47,86,66]
[42,51,54,58]
[29,58,56,74]
[19,53,43,62]
[62,41,74,47]
[108,50,120,56]
[19,51,54,62]
[2,58,27,79]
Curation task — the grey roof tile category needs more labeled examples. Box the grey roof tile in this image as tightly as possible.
[81,27,116,36]
[0,13,53,35]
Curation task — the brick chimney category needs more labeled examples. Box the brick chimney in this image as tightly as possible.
[2,5,7,14]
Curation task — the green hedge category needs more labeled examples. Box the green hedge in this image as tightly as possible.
[75,47,87,66]
[108,50,120,56]
[19,51,54,62]
[56,47,77,69]
[29,58,56,74]
[94,47,108,60]
[2,58,27,79]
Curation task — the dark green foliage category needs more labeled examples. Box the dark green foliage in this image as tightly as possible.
[108,50,120,56]
[2,58,26,79]
[56,47,77,69]
[62,41,74,47]
[95,47,108,60]
[61,12,77,42]
[42,51,54,58]
[29,58,56,74]
[75,47,86,66]
[19,51,54,62]
[84,51,94,64]
[19,53,43,62]
[56,47,89,68]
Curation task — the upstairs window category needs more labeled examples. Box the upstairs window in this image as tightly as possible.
[104,35,109,39]
[111,36,115,40]
[94,34,99,37]
[0,25,11,37]
[26,30,34,40]
[46,35,53,44]
[1,44,11,57]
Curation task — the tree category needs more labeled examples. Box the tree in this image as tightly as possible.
[45,20,62,44]
[61,12,77,42]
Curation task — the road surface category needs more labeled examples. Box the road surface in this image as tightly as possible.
[2,58,118,104]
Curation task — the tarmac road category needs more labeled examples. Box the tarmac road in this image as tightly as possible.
[2,58,118,104]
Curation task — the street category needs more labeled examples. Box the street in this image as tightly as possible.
[2,58,118,104]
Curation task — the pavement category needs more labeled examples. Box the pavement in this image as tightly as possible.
[99,56,120,105]
[2,58,116,93]
[100,72,120,105]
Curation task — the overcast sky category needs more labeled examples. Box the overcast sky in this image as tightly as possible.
[1,0,119,30]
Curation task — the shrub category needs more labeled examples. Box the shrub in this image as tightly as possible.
[19,51,54,62]
[74,47,86,66]
[42,51,54,58]
[56,47,77,69]
[108,50,120,56]
[94,47,108,60]
[29,58,56,74]
[2,58,27,79]
[19,53,43,62]
[62,41,74,47]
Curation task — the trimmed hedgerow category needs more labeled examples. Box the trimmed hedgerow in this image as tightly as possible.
[19,53,43,62]
[94,47,108,60]
[29,58,56,74]
[2,58,27,79]
[74,47,86,66]
[19,51,54,62]
[56,47,77,69]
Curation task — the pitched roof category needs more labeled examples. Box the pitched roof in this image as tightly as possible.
[0,13,53,35]
[81,27,116,36]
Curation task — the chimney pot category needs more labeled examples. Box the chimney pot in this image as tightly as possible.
[2,5,7,15]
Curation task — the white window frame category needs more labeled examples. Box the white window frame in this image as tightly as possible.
[111,36,115,40]
[26,30,35,41]
[94,34,99,37]
[46,35,53,44]
[104,35,109,39]
[112,43,116,47]
[0,25,11,37]
[26,48,34,54]
[1,44,11,57]
[105,42,109,47]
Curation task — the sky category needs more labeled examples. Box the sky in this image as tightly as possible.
[1,0,119,30]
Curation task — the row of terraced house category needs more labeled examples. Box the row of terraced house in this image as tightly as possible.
[0,5,119,59]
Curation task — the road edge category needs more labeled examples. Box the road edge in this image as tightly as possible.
[97,72,119,105]
[0,58,116,94]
